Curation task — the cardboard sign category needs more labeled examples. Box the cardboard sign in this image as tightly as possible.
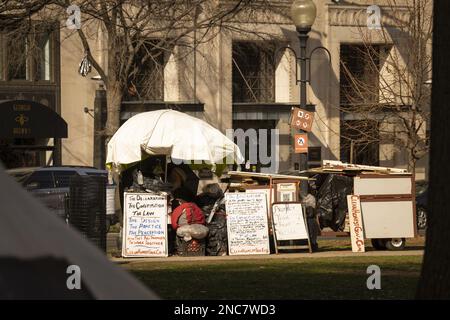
[294,134,308,153]
[347,195,365,253]
[246,187,273,219]
[291,107,314,132]
[272,203,308,241]
[225,192,270,256]
[122,193,168,257]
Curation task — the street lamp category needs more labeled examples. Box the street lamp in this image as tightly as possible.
[291,0,317,195]
[275,1,330,193]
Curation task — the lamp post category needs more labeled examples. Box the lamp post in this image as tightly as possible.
[291,0,317,196]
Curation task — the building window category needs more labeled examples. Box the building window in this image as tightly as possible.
[125,39,165,101]
[340,120,380,166]
[340,44,384,108]
[35,32,52,81]
[340,44,388,166]
[0,25,55,82]
[7,34,29,80]
[232,120,276,173]
[232,41,275,103]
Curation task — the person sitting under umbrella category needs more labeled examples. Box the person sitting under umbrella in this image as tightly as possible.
[171,188,205,230]
[170,188,206,255]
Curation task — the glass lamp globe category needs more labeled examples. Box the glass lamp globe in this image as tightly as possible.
[290,0,317,29]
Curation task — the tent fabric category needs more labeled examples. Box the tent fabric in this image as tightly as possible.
[106,110,244,171]
[0,165,157,300]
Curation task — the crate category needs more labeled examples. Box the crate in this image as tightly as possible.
[176,237,206,256]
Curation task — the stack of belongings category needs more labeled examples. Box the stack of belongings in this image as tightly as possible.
[171,188,208,256]
[129,169,172,194]
[195,184,228,256]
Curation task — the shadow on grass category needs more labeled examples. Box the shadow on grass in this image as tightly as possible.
[127,256,422,300]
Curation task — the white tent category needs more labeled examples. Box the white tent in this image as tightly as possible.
[106,110,244,171]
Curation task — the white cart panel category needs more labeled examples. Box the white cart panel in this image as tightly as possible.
[361,201,415,238]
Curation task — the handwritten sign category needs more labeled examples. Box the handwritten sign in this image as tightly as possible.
[245,187,273,219]
[347,195,365,252]
[122,192,168,257]
[272,203,308,241]
[225,192,270,256]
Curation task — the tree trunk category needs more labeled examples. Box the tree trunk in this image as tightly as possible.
[105,81,123,138]
[408,147,417,175]
[416,0,450,299]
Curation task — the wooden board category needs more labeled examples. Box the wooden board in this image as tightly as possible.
[225,192,270,256]
[347,195,365,253]
[353,175,416,239]
[354,176,412,195]
[122,193,168,258]
[360,201,415,238]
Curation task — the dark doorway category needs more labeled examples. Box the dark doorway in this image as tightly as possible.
[0,138,49,169]
[233,120,276,172]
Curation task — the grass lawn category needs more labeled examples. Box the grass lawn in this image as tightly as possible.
[123,254,423,300]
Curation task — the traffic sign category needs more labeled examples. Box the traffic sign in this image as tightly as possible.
[294,134,308,153]
[291,107,314,132]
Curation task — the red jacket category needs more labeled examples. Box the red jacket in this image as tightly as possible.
[171,202,205,230]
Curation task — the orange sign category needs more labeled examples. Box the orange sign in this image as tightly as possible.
[294,134,308,153]
[291,107,314,132]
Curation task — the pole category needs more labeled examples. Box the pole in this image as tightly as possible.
[94,87,107,169]
[297,27,311,197]
[350,140,354,164]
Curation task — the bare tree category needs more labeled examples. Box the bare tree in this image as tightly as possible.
[339,0,432,172]
[50,0,271,138]
[3,1,279,135]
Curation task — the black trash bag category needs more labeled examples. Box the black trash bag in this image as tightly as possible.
[195,193,219,212]
[316,174,353,231]
[206,210,228,256]
[195,184,224,208]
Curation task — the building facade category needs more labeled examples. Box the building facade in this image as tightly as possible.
[0,0,430,180]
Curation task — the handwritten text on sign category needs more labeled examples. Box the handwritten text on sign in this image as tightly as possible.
[122,193,168,257]
[225,192,270,255]
[272,203,308,241]
[347,195,365,253]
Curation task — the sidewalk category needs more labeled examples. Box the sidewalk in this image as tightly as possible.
[110,249,424,264]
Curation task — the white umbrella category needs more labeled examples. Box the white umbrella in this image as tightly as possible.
[106,110,244,172]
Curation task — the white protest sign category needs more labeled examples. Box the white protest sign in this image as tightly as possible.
[225,192,270,255]
[246,187,273,219]
[272,203,308,241]
[347,195,365,253]
[122,192,168,257]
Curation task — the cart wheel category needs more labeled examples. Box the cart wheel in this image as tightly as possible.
[385,238,406,251]
[371,239,387,250]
